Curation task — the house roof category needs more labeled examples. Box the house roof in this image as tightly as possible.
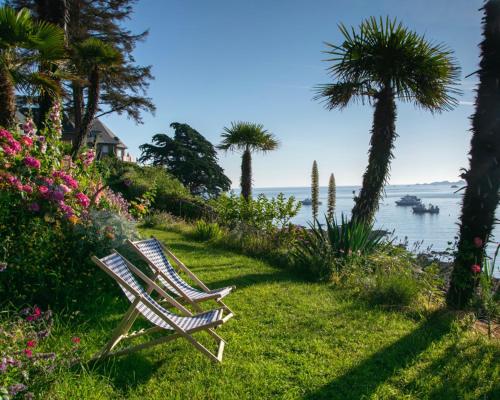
[88,119,127,149]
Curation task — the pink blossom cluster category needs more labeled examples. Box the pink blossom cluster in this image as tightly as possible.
[79,149,95,167]
[1,129,22,156]
[49,101,62,136]
[22,118,36,136]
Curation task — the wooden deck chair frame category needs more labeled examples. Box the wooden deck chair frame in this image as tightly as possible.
[127,237,235,317]
[91,252,231,363]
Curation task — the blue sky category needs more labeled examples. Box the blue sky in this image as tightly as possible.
[102,0,482,187]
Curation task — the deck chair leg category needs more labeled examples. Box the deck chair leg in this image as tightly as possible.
[183,333,225,363]
[97,302,141,358]
[217,300,234,316]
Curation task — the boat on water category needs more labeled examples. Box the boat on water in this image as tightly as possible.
[451,185,458,188]
[413,204,439,214]
[301,198,322,206]
[395,195,422,206]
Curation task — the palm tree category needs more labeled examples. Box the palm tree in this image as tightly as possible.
[218,121,279,200]
[447,1,500,309]
[70,38,122,156]
[315,17,460,224]
[0,6,65,128]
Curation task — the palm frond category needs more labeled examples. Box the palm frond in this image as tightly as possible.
[218,121,280,153]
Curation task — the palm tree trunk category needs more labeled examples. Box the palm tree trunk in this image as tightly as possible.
[71,66,99,157]
[352,85,397,224]
[447,0,500,309]
[241,147,252,200]
[0,65,17,129]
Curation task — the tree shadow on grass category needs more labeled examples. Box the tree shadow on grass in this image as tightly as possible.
[303,311,454,400]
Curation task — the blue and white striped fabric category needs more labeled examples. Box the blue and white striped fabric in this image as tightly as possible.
[132,238,232,301]
[98,253,222,332]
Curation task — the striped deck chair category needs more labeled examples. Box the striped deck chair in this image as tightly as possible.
[91,251,232,363]
[127,238,234,316]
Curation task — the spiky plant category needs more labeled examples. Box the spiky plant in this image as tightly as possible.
[327,173,336,222]
[315,17,460,224]
[447,1,500,309]
[218,121,279,200]
[311,160,319,225]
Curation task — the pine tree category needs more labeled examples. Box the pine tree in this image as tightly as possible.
[311,160,319,226]
[327,173,336,222]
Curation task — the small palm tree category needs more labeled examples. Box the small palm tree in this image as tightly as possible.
[219,121,279,200]
[315,17,460,223]
[0,6,65,128]
[447,1,500,309]
[70,38,122,156]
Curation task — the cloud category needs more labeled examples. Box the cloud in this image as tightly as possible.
[459,100,474,106]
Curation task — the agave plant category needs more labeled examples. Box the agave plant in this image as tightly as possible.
[292,214,387,281]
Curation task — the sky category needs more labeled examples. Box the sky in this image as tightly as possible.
[101,0,483,188]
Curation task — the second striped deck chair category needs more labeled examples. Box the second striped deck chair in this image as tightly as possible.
[91,251,232,363]
[127,238,234,316]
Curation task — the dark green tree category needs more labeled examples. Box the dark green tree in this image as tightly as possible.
[447,1,500,309]
[218,121,279,200]
[139,122,231,198]
[315,17,460,224]
[311,160,319,225]
[327,173,336,222]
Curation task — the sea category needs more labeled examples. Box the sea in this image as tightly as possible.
[250,183,500,270]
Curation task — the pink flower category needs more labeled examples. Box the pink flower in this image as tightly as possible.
[1,144,15,156]
[38,185,49,198]
[471,264,481,274]
[26,340,36,348]
[473,237,483,248]
[57,184,71,194]
[22,118,36,136]
[29,202,40,212]
[24,156,41,169]
[20,136,33,147]
[75,192,90,208]
[33,307,41,317]
[22,184,33,193]
[59,203,74,217]
[71,337,81,344]
[0,129,13,140]
[9,140,21,153]
[51,190,65,202]
[24,349,33,358]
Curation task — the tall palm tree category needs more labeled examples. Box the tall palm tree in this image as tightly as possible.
[70,38,122,156]
[447,1,500,309]
[0,6,65,128]
[315,17,460,224]
[218,121,279,200]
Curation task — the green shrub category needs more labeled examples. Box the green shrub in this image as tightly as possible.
[210,192,300,233]
[191,220,223,241]
[365,271,421,307]
[140,211,183,230]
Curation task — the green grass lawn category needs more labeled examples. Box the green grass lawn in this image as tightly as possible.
[40,228,499,399]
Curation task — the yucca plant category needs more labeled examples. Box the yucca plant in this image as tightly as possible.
[292,214,387,281]
[192,220,223,242]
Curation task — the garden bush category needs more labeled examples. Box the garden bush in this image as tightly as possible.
[191,220,223,241]
[364,271,421,307]
[0,107,139,307]
[99,158,212,220]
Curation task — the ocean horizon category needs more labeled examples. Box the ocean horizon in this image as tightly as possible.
[231,182,499,270]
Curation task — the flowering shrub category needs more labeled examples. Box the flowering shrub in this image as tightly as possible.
[0,306,81,399]
[0,106,139,306]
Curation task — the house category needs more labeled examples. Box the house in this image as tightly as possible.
[63,119,135,162]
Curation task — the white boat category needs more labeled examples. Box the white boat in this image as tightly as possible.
[301,198,322,206]
[395,195,422,206]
